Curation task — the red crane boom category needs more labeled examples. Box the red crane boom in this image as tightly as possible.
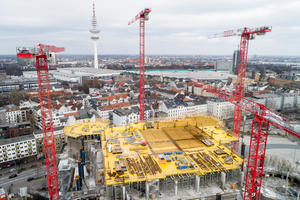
[128,8,151,121]
[17,44,65,200]
[192,81,300,200]
[209,26,272,152]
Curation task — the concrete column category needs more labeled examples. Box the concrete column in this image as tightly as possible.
[221,172,226,189]
[297,189,300,200]
[146,181,149,200]
[195,175,200,193]
[239,171,244,186]
[123,185,126,200]
[174,178,178,196]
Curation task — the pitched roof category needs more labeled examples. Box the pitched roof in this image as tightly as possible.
[99,94,128,102]
[171,89,183,94]
[64,112,79,117]
[98,102,131,111]
[116,82,126,86]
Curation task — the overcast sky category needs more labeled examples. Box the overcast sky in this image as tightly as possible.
[0,0,299,56]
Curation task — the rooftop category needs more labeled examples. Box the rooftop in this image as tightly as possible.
[0,134,35,146]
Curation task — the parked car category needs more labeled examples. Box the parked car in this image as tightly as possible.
[8,174,17,179]
[27,177,34,182]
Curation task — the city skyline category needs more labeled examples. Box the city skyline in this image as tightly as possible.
[0,0,299,56]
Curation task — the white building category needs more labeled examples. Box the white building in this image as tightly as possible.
[207,97,235,120]
[33,107,69,130]
[97,102,131,120]
[0,135,37,163]
[159,98,208,118]
[250,93,300,111]
[113,106,140,126]
[3,104,25,124]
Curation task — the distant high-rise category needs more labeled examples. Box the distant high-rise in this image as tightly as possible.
[233,50,240,75]
[89,2,100,69]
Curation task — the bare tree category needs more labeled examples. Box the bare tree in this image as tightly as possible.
[267,99,277,110]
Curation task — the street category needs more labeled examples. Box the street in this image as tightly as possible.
[0,165,47,194]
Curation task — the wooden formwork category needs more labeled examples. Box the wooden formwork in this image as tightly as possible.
[174,139,205,150]
[163,127,194,140]
[149,142,179,154]
[141,129,170,143]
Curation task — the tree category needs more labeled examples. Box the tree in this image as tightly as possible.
[9,90,22,106]
[93,78,101,89]
[27,113,37,131]
[267,99,277,111]
[129,85,135,91]
[82,79,89,94]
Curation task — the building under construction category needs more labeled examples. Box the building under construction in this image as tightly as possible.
[63,115,244,199]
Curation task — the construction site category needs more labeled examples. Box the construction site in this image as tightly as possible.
[62,115,244,199]
[13,2,300,199]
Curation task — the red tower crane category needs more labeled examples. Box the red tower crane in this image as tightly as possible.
[128,8,151,121]
[192,81,300,200]
[209,26,272,152]
[17,44,65,200]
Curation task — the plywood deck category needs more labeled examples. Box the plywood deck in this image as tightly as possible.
[149,142,179,154]
[163,127,194,140]
[175,139,204,149]
[140,129,170,143]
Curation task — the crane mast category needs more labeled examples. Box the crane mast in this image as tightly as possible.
[209,26,272,152]
[193,77,300,200]
[128,8,151,121]
[17,44,65,200]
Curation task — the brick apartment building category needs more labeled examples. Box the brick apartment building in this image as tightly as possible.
[0,121,32,139]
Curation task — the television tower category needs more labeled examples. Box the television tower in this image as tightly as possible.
[89,1,100,69]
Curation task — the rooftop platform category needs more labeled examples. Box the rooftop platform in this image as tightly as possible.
[64,116,242,187]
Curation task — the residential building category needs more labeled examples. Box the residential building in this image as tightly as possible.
[113,106,140,126]
[250,92,300,111]
[159,98,208,118]
[207,97,235,120]
[0,122,32,139]
[152,88,178,99]
[0,135,37,163]
[97,102,131,120]
[98,94,129,107]
[0,108,5,125]
[33,126,65,158]
[33,107,69,130]
[3,104,24,124]
[268,75,300,87]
